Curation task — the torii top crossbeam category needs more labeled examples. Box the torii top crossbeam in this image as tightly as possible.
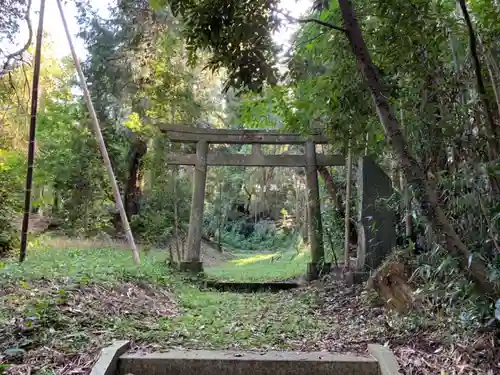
[159,124,331,144]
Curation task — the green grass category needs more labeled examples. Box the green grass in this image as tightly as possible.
[0,247,170,285]
[0,239,328,374]
[206,249,311,282]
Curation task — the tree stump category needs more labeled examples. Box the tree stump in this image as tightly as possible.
[367,256,416,313]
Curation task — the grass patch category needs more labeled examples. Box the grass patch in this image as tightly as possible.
[0,238,327,374]
[206,249,310,282]
[0,246,170,285]
[135,284,325,350]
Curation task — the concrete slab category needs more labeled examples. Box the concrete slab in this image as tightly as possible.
[368,344,402,375]
[90,340,130,375]
[118,350,379,375]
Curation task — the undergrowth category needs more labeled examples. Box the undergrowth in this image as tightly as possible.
[220,224,300,252]
[0,242,326,374]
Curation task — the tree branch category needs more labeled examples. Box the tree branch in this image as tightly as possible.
[284,30,328,57]
[275,8,347,33]
[1,0,33,75]
[296,18,347,33]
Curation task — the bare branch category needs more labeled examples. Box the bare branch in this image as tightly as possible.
[275,8,347,33]
[1,0,33,75]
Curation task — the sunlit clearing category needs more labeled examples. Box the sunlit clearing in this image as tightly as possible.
[230,253,278,265]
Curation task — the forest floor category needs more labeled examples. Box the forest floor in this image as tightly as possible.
[0,237,498,375]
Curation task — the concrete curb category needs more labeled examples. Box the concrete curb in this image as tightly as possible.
[367,344,402,375]
[90,340,130,375]
[89,342,402,375]
[119,350,379,375]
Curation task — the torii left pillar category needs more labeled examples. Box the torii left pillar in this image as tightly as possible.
[180,140,208,274]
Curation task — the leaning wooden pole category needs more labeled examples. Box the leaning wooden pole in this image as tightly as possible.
[19,0,46,262]
[56,0,140,264]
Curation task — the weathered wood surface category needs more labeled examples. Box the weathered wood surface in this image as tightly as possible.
[160,124,330,144]
[166,152,344,167]
[185,141,208,264]
[90,340,130,375]
[305,140,325,279]
[119,350,379,375]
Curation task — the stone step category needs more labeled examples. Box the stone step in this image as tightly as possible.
[91,341,401,375]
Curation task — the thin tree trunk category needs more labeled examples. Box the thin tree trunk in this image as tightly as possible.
[458,0,499,162]
[337,0,498,296]
[400,104,413,240]
[317,166,344,216]
[20,0,45,262]
[125,138,147,219]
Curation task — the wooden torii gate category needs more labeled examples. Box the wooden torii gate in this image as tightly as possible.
[161,125,345,280]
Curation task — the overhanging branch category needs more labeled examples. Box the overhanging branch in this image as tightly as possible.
[296,18,347,33]
[275,8,347,33]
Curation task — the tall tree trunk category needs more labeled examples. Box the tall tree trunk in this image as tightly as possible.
[317,166,357,246]
[337,0,498,297]
[125,138,148,220]
[317,166,344,216]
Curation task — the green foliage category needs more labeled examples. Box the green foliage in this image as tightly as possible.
[36,98,114,235]
[157,0,281,92]
[0,150,23,256]
[131,173,191,245]
[219,216,300,252]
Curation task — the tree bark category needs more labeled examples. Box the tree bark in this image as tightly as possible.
[125,138,148,219]
[337,0,498,297]
[317,166,344,216]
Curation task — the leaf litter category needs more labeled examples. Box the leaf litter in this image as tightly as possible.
[301,277,499,375]
[0,280,178,375]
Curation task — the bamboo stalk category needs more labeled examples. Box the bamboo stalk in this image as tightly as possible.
[56,0,140,264]
[20,0,46,262]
